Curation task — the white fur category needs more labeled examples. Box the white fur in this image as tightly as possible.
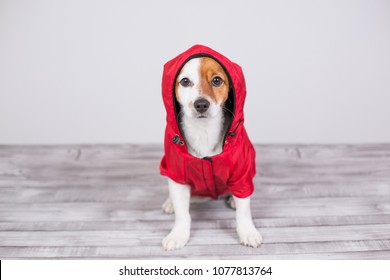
[233,195,263,247]
[162,57,262,251]
[162,179,191,251]
[181,112,224,158]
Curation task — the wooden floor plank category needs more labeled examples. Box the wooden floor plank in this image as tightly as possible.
[0,144,390,259]
[0,197,389,222]
[1,215,390,231]
[0,181,389,202]
[1,240,389,259]
[1,224,390,247]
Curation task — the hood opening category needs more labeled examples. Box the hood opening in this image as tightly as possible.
[172,53,236,141]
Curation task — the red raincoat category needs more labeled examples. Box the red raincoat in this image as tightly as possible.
[160,45,256,199]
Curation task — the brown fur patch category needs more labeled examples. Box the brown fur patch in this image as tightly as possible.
[199,57,229,105]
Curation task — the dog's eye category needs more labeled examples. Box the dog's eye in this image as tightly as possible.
[179,78,192,87]
[211,76,223,87]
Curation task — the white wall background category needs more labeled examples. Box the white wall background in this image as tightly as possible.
[1,0,389,144]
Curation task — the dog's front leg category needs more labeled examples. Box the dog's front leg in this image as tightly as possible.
[162,178,191,251]
[233,195,263,248]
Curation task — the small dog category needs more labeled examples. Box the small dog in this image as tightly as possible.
[160,45,262,251]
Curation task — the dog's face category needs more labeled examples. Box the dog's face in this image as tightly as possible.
[175,57,230,119]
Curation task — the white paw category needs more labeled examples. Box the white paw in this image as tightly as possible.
[237,225,263,248]
[162,197,174,214]
[162,229,189,251]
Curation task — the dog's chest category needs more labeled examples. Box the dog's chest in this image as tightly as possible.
[182,116,224,158]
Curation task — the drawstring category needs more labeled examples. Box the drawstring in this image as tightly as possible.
[228,120,242,137]
[224,120,242,146]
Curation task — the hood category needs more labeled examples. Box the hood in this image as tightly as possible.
[162,45,248,149]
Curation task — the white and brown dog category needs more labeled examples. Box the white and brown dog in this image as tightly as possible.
[160,50,262,251]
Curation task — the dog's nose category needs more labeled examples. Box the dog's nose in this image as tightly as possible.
[194,98,210,113]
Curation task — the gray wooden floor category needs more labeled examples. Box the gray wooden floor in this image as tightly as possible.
[0,144,389,259]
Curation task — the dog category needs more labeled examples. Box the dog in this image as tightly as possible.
[160,45,262,251]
